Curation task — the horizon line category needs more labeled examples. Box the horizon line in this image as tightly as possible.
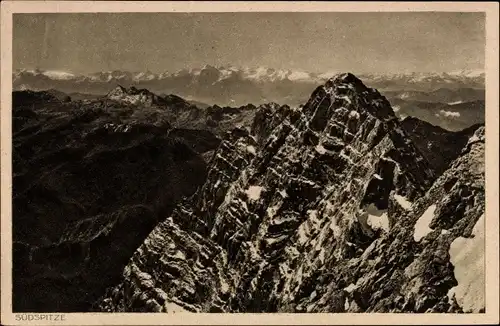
[13,66,486,76]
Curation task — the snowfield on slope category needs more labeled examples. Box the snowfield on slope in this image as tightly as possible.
[394,194,412,210]
[448,213,485,312]
[245,185,264,201]
[413,204,436,241]
[365,204,390,232]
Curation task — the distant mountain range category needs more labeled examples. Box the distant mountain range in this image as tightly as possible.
[13,66,485,132]
[13,66,485,85]
[13,66,484,106]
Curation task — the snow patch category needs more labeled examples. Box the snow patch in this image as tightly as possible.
[348,110,360,119]
[278,189,288,198]
[245,186,264,201]
[448,214,485,312]
[344,283,357,293]
[365,204,389,232]
[315,144,327,154]
[220,279,230,293]
[413,205,436,242]
[344,298,350,310]
[394,194,412,210]
[246,145,256,155]
[172,251,186,260]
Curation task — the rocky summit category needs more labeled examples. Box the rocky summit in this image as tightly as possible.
[93,73,485,313]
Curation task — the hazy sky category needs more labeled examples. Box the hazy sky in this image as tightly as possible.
[13,12,485,74]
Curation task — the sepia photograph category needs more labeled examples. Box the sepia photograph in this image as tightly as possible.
[1,1,499,325]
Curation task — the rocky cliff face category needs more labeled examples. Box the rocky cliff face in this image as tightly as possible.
[94,74,485,313]
[401,117,483,175]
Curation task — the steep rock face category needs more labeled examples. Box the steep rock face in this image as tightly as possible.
[401,116,483,174]
[97,128,257,313]
[341,126,485,313]
[250,102,293,146]
[12,92,214,312]
[94,73,484,313]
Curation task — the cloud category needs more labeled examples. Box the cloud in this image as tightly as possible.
[437,109,461,118]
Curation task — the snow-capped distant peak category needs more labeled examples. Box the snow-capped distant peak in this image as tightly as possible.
[241,67,317,83]
[318,71,339,80]
[447,69,485,78]
[244,67,279,81]
[287,70,313,82]
[133,71,157,81]
[12,67,486,92]
[41,70,77,80]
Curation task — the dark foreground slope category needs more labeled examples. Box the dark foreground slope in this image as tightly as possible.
[95,73,485,313]
[12,91,217,312]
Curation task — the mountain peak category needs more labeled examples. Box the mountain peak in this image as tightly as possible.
[304,72,396,124]
[329,72,364,85]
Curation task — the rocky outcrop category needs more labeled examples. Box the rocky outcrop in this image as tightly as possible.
[106,85,166,107]
[95,73,484,313]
